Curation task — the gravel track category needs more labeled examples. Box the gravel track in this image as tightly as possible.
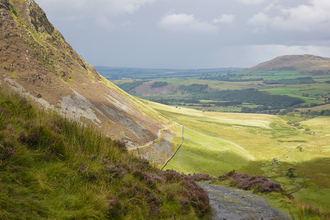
[197,182,291,220]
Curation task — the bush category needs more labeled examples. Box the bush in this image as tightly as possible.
[219,171,285,194]
[161,170,211,216]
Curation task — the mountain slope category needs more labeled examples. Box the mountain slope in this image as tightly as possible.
[0,0,178,166]
[249,54,330,73]
[0,87,211,219]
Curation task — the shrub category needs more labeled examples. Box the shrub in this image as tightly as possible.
[0,146,16,160]
[298,203,321,219]
[219,170,236,180]
[219,171,285,194]
[161,170,211,217]
[191,173,217,182]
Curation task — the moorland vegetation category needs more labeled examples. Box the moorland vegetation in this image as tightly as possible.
[0,87,211,219]
[144,100,330,219]
[1,0,330,218]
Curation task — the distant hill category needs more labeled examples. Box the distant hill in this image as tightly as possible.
[0,0,177,166]
[249,54,330,74]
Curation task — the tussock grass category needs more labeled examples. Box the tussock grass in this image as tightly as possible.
[0,88,211,219]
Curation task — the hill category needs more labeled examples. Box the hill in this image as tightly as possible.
[0,0,178,167]
[249,54,330,74]
[0,87,211,219]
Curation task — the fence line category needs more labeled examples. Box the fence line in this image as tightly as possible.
[160,125,184,171]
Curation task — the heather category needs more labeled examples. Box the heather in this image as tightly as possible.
[219,170,285,194]
[0,88,210,219]
[218,171,330,219]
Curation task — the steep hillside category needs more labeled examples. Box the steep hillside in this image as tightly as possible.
[0,87,211,219]
[249,54,330,73]
[0,0,179,166]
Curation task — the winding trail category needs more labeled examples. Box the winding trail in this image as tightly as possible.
[127,126,169,151]
[289,185,303,194]
[271,158,304,195]
[273,159,285,175]
[160,125,184,170]
[289,178,295,184]
[198,182,291,220]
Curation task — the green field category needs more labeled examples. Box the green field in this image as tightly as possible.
[164,127,254,176]
[259,84,330,105]
[96,67,242,80]
[143,100,330,216]
[108,69,330,114]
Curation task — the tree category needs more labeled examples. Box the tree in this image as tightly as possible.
[286,168,296,178]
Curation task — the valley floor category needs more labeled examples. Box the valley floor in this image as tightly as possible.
[142,99,330,217]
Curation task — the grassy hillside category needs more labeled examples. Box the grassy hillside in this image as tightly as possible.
[145,100,330,218]
[164,127,254,176]
[0,88,211,219]
[0,0,181,167]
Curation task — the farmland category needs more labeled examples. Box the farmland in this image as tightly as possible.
[104,68,330,114]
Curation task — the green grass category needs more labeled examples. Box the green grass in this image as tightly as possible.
[234,70,302,80]
[146,100,330,218]
[112,69,330,113]
[165,127,254,176]
[260,85,329,105]
[96,67,241,80]
[0,88,211,219]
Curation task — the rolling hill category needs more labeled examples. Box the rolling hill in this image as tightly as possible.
[249,54,330,73]
[0,0,179,166]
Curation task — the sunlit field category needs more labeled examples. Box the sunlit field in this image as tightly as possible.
[164,127,254,176]
[143,99,330,215]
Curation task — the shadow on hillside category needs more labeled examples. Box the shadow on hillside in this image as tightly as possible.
[238,157,330,187]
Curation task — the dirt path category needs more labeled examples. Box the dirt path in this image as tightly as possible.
[197,182,291,220]
[128,127,169,150]
[271,158,304,195]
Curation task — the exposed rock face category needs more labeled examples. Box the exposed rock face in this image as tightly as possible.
[249,54,330,73]
[0,0,178,167]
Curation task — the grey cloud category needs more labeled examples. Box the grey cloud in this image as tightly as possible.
[213,14,236,24]
[237,0,266,5]
[248,0,330,33]
[37,0,156,18]
[34,0,330,68]
[159,13,219,34]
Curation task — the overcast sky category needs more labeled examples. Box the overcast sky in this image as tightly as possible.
[35,0,330,69]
